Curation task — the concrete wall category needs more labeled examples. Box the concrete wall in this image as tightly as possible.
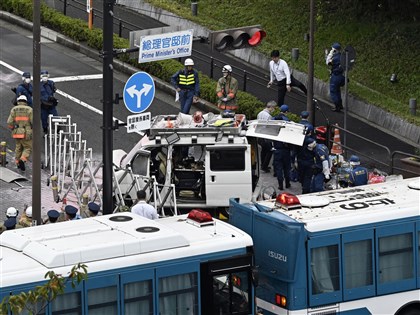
[117,0,420,147]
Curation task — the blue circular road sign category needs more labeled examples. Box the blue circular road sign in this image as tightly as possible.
[123,71,155,113]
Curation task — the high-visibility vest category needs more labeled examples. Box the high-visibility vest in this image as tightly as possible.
[178,72,196,88]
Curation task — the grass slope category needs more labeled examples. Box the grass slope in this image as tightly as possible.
[146,0,420,125]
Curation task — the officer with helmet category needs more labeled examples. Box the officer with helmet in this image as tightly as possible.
[326,43,345,112]
[348,155,369,186]
[16,71,33,107]
[216,65,239,111]
[40,70,58,134]
[7,94,33,171]
[19,206,33,227]
[171,58,200,114]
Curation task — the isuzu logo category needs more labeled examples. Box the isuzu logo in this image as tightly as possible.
[268,250,287,262]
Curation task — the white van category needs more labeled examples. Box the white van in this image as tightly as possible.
[112,112,306,213]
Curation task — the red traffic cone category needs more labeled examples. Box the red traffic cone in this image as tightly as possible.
[331,124,343,155]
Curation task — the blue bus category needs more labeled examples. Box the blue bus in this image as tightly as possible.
[229,177,420,314]
[1,211,254,314]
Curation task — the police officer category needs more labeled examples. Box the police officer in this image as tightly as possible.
[0,218,20,234]
[43,209,60,224]
[273,104,290,121]
[296,137,316,194]
[171,58,200,114]
[299,111,314,135]
[0,207,23,233]
[307,139,331,192]
[40,70,58,134]
[326,43,345,112]
[273,138,292,190]
[16,72,33,107]
[348,155,369,186]
[81,202,100,218]
[216,65,239,111]
[65,205,82,220]
[19,206,33,227]
[7,95,33,171]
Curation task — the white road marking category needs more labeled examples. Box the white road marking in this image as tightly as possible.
[1,60,124,124]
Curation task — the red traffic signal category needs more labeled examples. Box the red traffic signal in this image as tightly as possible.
[211,25,266,51]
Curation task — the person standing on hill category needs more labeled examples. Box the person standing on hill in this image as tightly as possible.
[326,42,345,112]
[171,58,200,114]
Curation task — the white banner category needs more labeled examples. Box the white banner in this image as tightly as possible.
[138,29,193,63]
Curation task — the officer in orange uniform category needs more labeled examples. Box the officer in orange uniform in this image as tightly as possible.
[7,95,33,171]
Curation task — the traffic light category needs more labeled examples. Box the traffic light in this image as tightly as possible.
[210,25,266,51]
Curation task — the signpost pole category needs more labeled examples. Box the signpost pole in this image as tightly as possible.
[102,0,114,214]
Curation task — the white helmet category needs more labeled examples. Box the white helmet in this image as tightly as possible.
[184,58,194,66]
[17,95,28,102]
[6,207,18,218]
[222,65,232,73]
[26,206,33,218]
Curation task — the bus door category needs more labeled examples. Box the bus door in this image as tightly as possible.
[205,144,252,207]
[200,254,254,315]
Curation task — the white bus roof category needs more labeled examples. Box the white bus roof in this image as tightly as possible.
[256,177,420,233]
[0,212,252,287]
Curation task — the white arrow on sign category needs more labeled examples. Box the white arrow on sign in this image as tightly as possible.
[126,83,153,109]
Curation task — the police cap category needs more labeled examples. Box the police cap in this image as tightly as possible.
[301,111,309,118]
[4,217,17,229]
[22,72,31,78]
[65,205,78,215]
[280,104,289,113]
[88,202,100,214]
[332,42,341,50]
[47,209,60,219]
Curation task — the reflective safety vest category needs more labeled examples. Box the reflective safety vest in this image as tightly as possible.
[7,102,33,140]
[178,72,196,88]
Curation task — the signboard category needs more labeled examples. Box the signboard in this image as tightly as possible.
[138,29,193,63]
[127,112,151,133]
[86,0,91,13]
[123,71,155,113]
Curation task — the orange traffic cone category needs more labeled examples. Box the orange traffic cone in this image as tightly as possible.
[330,124,343,155]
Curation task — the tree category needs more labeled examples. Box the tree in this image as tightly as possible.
[1,263,88,315]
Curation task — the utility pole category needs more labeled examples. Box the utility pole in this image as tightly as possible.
[32,1,41,225]
[307,0,315,125]
[102,0,114,214]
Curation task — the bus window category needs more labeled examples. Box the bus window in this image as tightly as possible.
[87,285,118,314]
[378,233,413,284]
[344,239,373,289]
[311,245,340,294]
[158,273,198,315]
[124,280,153,315]
[52,291,82,315]
[418,230,420,280]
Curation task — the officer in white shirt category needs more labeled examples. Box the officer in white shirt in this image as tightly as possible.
[131,190,158,220]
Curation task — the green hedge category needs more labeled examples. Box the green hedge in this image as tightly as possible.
[1,0,267,119]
